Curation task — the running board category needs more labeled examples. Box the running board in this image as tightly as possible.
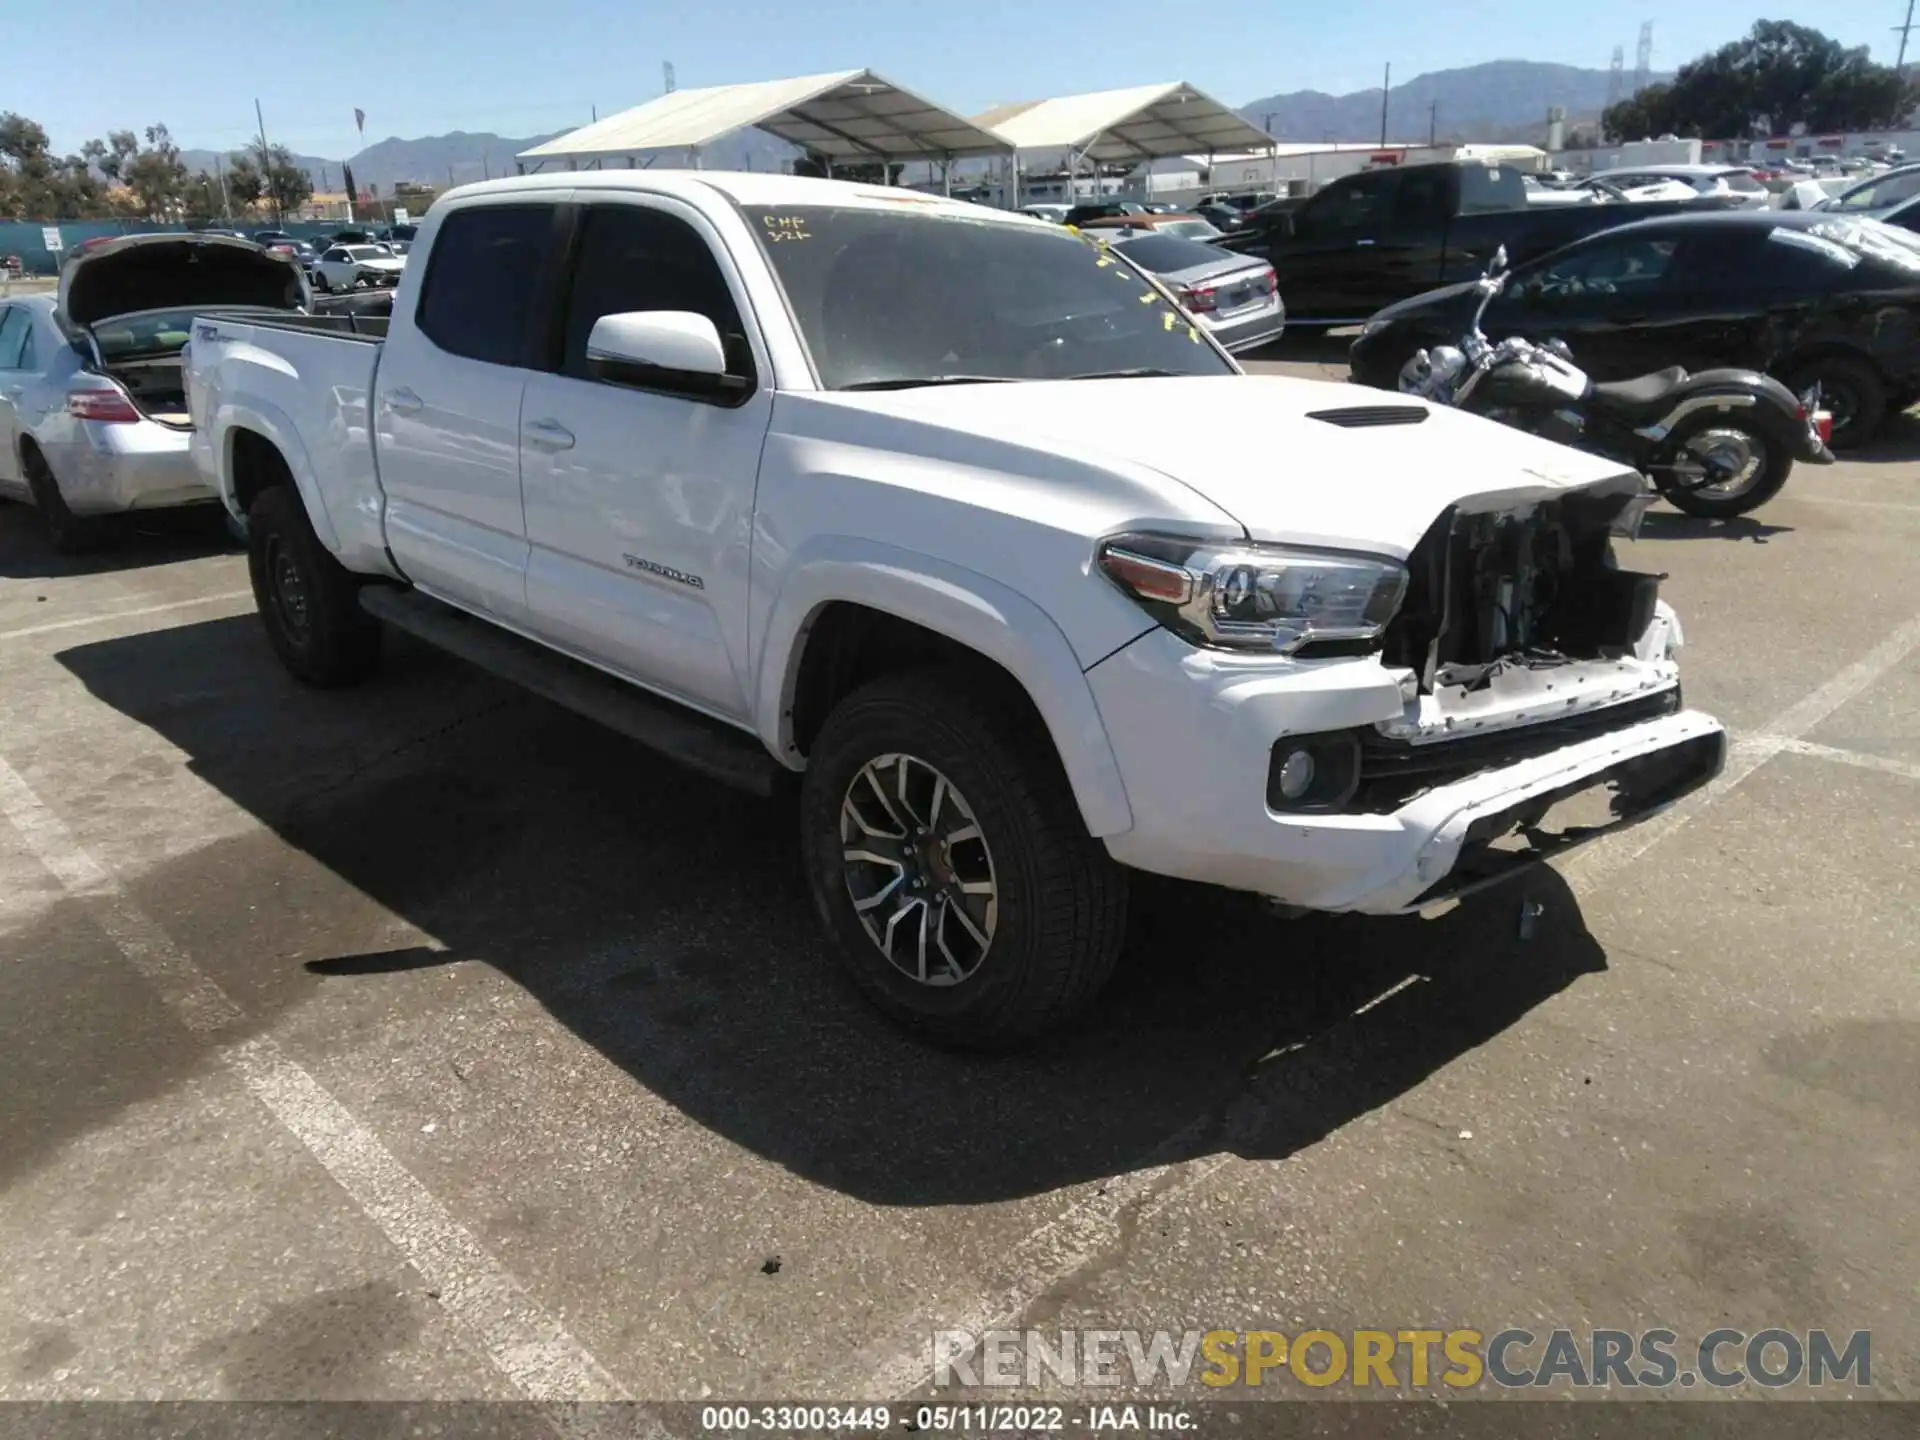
[357,586,782,797]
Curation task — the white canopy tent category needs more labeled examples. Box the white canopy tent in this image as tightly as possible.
[516,70,1011,179]
[974,82,1277,206]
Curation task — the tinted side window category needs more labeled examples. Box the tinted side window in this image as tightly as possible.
[1517,234,1680,303]
[560,204,748,381]
[1456,164,1524,214]
[416,205,555,366]
[0,308,28,369]
[1296,172,1396,239]
[1391,168,1448,230]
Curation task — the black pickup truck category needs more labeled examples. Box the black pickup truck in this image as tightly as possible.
[1223,160,1732,325]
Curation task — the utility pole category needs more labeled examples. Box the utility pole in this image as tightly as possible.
[1429,100,1438,146]
[1898,0,1918,75]
[1380,63,1392,146]
[255,98,280,225]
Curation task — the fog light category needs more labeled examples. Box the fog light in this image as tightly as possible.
[1265,732,1362,812]
[1276,749,1316,800]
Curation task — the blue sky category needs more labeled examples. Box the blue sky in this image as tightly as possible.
[9,0,1905,159]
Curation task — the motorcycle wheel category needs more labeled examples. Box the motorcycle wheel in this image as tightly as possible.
[1655,416,1792,519]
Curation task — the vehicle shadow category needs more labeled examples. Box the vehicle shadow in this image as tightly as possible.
[1635,509,1796,543]
[1239,327,1358,369]
[0,497,235,580]
[47,614,1609,1207]
[1840,408,1920,464]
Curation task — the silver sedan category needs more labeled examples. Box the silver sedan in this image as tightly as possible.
[0,293,216,551]
[0,233,305,552]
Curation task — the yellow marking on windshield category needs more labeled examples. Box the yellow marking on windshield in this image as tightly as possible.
[1140,291,1158,304]
[1162,311,1177,330]
[761,215,812,243]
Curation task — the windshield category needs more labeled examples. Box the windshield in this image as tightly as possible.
[1154,219,1223,240]
[1802,217,1920,272]
[89,307,224,360]
[743,204,1236,389]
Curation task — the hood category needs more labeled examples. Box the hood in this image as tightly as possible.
[820,375,1641,556]
[1367,278,1480,327]
[60,233,305,329]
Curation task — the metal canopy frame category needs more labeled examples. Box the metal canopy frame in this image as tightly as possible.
[516,69,1012,176]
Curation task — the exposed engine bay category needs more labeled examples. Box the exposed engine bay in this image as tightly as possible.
[1383,486,1661,694]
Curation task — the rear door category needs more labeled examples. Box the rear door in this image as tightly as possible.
[373,199,565,626]
[518,197,774,722]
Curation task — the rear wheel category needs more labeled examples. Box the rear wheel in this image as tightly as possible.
[23,446,110,554]
[1785,355,1885,450]
[1657,416,1792,519]
[246,485,381,686]
[799,668,1128,1049]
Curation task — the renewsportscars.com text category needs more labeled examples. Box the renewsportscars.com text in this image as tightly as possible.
[931,1327,1871,1391]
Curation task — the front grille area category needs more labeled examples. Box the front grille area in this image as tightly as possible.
[1350,687,1682,813]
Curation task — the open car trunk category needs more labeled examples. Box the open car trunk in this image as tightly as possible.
[105,353,191,428]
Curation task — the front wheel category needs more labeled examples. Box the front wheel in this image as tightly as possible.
[1655,416,1793,519]
[799,668,1128,1049]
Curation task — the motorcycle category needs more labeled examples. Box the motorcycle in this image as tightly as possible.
[1396,246,1835,519]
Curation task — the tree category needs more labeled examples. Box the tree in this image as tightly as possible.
[1604,20,1920,140]
[179,170,228,222]
[121,124,188,219]
[224,151,264,212]
[224,140,312,220]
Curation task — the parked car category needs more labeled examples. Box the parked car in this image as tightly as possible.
[1581,165,1770,210]
[311,243,406,293]
[1193,201,1246,231]
[1818,162,1920,215]
[1018,204,1071,223]
[1223,159,1720,325]
[1062,201,1146,227]
[184,172,1725,1047]
[0,234,307,550]
[1076,212,1225,242]
[252,229,297,248]
[1350,210,1920,448]
[1103,231,1283,351]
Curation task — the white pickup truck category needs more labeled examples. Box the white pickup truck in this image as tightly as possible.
[185,172,1726,1047]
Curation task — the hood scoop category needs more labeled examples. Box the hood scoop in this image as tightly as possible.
[1307,404,1429,428]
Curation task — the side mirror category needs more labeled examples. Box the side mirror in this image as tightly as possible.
[586,310,729,380]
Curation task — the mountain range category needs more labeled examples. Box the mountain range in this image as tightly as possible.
[170,60,1663,192]
[1238,60,1669,146]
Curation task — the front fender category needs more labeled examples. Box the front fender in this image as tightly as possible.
[755,536,1137,839]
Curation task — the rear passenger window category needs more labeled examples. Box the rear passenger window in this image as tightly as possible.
[0,308,29,369]
[416,205,555,366]
[560,204,750,381]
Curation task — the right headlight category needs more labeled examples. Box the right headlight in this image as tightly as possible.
[1097,533,1408,654]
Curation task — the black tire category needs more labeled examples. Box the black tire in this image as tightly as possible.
[23,445,110,554]
[245,484,381,686]
[799,667,1128,1050]
[1786,355,1886,450]
[1657,414,1794,519]
[311,272,329,294]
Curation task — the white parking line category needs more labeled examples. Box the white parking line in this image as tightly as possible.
[0,754,629,1403]
[1772,737,1920,784]
[869,611,1920,1400]
[0,590,253,644]
[1565,609,1920,896]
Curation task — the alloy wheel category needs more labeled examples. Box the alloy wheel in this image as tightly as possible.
[839,753,998,987]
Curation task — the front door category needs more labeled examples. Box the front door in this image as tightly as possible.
[1493,229,1688,380]
[1262,169,1400,323]
[373,201,564,627]
[519,198,774,722]
[0,305,31,492]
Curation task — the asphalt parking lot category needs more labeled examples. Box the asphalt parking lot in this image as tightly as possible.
[0,346,1915,1420]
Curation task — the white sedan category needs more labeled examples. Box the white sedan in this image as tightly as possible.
[310,244,405,293]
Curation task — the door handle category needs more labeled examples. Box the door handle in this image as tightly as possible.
[383,387,423,415]
[522,418,575,451]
